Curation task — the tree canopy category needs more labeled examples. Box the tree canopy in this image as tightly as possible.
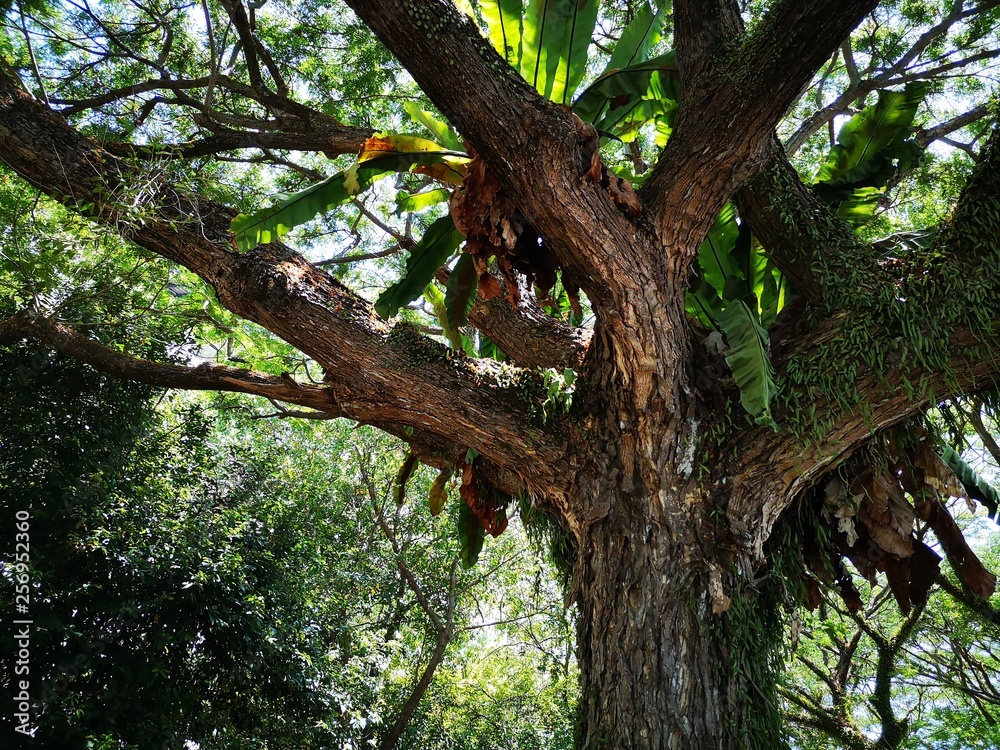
[2,0,1000,747]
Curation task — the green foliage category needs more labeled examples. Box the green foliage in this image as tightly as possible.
[396,187,452,214]
[716,300,778,429]
[0,353,342,748]
[232,149,466,251]
[573,52,679,140]
[779,123,1000,438]
[375,215,465,319]
[539,366,577,422]
[813,83,931,224]
[395,451,420,505]
[0,347,579,748]
[518,0,599,104]
[713,572,791,750]
[603,1,672,74]
[403,101,462,151]
[686,205,783,424]
[480,0,525,67]
[423,281,464,349]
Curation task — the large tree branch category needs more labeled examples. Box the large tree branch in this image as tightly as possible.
[0,64,572,505]
[730,324,1000,563]
[0,310,341,413]
[734,137,884,307]
[730,122,1000,557]
[672,0,744,86]
[107,121,371,162]
[641,0,879,264]
[341,0,643,317]
[464,277,591,370]
[50,76,214,115]
[0,309,526,495]
[915,105,992,149]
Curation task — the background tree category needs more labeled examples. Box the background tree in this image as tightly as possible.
[2,0,1000,747]
[0,342,576,749]
[783,536,1000,750]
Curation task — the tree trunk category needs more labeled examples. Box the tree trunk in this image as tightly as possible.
[571,409,784,750]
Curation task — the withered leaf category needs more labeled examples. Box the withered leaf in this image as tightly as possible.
[881,553,913,615]
[459,461,508,537]
[835,571,864,613]
[908,539,941,608]
[429,467,451,516]
[572,111,602,183]
[802,574,823,611]
[912,443,967,499]
[602,167,642,216]
[824,476,860,547]
[915,496,996,600]
[393,452,419,506]
[857,472,913,558]
[478,272,503,299]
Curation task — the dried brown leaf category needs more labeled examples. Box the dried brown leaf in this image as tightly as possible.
[572,112,602,183]
[602,167,642,216]
[429,468,451,516]
[802,574,823,611]
[908,539,941,608]
[914,494,996,599]
[912,443,967,499]
[881,554,913,615]
[857,471,914,558]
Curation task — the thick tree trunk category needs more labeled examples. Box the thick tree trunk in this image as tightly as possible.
[567,341,784,750]
[574,474,782,750]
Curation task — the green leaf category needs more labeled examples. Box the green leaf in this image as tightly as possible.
[231,151,466,251]
[520,0,599,104]
[756,258,783,329]
[717,300,778,429]
[458,499,486,568]
[480,0,524,67]
[424,281,464,350]
[726,219,753,301]
[833,186,883,226]
[604,0,671,73]
[374,216,465,319]
[561,0,600,103]
[938,444,1000,520]
[696,203,740,296]
[871,228,938,256]
[814,83,930,189]
[445,253,478,330]
[403,101,462,150]
[395,188,452,214]
[686,269,725,330]
[573,52,679,137]
[478,334,507,361]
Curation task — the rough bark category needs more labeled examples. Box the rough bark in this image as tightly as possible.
[735,137,883,306]
[574,483,741,748]
[467,293,591,370]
